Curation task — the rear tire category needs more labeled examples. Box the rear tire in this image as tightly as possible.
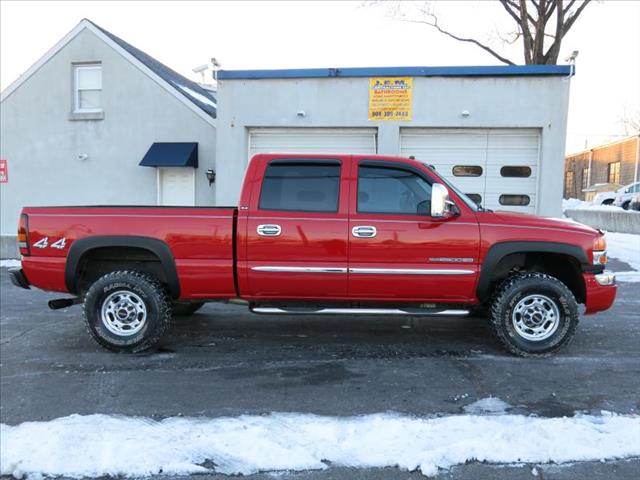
[489,273,579,357]
[602,199,614,205]
[83,271,171,353]
[171,301,204,316]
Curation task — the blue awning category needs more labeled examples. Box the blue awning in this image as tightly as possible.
[139,142,198,168]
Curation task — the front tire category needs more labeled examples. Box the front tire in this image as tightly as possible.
[489,273,579,357]
[622,200,631,210]
[83,271,171,353]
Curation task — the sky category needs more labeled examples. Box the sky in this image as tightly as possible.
[1,0,639,153]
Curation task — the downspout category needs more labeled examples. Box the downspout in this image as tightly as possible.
[635,135,640,182]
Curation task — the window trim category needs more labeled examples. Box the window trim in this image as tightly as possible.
[452,165,483,177]
[356,161,434,216]
[73,63,103,113]
[500,165,532,178]
[499,194,531,206]
[258,159,342,213]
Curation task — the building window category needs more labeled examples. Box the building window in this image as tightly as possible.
[452,165,483,177]
[358,165,432,215]
[499,194,530,206]
[565,171,574,195]
[500,166,531,177]
[582,167,590,189]
[73,64,102,112]
[607,162,621,184]
[259,161,341,212]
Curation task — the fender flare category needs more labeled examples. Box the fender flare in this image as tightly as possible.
[476,241,588,300]
[65,236,180,297]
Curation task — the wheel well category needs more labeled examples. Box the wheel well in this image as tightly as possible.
[486,252,585,303]
[75,247,169,295]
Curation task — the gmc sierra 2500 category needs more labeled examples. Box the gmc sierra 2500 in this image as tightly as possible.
[10,153,616,356]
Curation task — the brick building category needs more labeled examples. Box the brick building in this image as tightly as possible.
[564,135,640,200]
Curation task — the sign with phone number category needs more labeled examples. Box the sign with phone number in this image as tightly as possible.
[368,77,413,121]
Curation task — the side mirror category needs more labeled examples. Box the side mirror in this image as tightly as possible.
[431,183,456,217]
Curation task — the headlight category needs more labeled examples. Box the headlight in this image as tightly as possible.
[592,235,607,265]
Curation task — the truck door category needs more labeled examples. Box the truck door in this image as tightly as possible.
[348,160,480,302]
[244,157,349,299]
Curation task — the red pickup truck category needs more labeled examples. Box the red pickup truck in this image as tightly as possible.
[10,153,616,356]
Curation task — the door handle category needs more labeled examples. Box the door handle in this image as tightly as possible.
[352,226,377,238]
[257,224,281,236]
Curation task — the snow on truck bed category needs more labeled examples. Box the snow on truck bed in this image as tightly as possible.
[2,405,639,478]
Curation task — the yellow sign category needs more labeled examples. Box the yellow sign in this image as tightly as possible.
[368,77,413,121]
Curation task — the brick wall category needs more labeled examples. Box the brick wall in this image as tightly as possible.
[564,136,639,199]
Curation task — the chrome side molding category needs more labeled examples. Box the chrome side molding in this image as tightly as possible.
[251,266,347,273]
[250,266,474,275]
[349,268,474,275]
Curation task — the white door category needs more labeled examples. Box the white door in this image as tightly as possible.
[158,167,195,206]
[400,128,540,213]
[248,128,377,160]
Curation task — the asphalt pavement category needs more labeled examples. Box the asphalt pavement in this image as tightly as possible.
[1,260,639,479]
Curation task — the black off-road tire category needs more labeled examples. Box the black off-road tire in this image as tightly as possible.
[83,271,171,353]
[171,301,205,316]
[489,273,579,357]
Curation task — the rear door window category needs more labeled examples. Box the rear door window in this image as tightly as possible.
[259,161,341,212]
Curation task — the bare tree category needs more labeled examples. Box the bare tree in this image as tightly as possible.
[619,105,640,135]
[388,1,592,65]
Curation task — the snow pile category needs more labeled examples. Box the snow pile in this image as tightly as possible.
[562,198,623,213]
[175,84,217,108]
[0,259,20,268]
[606,232,640,282]
[2,409,640,478]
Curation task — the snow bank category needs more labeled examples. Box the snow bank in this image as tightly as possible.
[606,232,640,282]
[562,198,623,213]
[0,259,20,268]
[2,409,639,478]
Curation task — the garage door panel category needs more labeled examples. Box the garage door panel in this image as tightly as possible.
[400,128,540,213]
[249,128,377,159]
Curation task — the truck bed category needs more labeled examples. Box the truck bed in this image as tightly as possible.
[21,206,238,299]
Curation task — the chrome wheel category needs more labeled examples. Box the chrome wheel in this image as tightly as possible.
[101,290,147,336]
[511,294,560,341]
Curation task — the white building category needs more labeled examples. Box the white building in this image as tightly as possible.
[215,66,572,217]
[0,19,217,257]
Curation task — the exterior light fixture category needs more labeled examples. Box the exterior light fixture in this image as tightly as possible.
[296,110,306,117]
[205,169,216,185]
[461,110,470,117]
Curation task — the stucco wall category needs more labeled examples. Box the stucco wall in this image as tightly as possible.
[0,28,216,251]
[215,74,570,217]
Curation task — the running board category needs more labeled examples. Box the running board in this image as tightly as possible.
[250,307,470,316]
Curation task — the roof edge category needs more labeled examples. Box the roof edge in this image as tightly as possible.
[566,134,640,158]
[217,65,573,80]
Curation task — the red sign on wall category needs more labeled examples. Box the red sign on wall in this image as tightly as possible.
[0,160,7,183]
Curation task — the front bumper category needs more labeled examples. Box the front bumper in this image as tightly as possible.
[583,271,616,314]
[8,268,30,289]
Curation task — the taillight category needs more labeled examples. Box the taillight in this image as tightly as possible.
[18,214,29,256]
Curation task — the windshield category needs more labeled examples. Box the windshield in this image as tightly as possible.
[421,163,480,212]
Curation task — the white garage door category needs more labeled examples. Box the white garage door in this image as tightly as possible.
[400,128,540,213]
[158,167,195,206]
[248,128,377,160]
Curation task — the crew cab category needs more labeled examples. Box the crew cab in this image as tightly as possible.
[10,154,617,356]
